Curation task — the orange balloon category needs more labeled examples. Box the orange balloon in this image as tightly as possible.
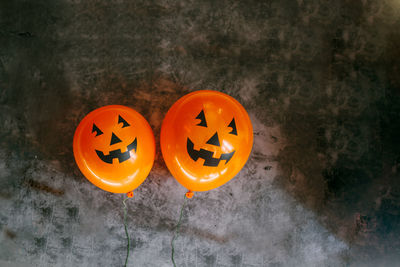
[73,105,155,193]
[160,90,253,192]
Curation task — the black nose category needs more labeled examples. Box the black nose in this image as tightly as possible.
[206,132,220,147]
[110,132,122,145]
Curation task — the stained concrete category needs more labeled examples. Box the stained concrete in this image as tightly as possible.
[1,0,400,266]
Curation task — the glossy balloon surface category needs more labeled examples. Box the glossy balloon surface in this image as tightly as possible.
[73,105,155,193]
[161,90,253,192]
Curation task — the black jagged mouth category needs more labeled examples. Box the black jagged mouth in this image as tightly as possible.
[186,138,235,167]
[95,138,137,164]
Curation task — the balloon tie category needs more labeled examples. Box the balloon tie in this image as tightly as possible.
[123,192,133,267]
[171,193,189,267]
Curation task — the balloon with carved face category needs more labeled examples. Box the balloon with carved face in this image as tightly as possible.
[73,105,155,194]
[161,90,253,192]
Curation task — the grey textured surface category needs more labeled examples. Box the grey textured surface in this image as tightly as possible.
[1,0,400,266]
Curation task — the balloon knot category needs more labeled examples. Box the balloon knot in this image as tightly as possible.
[126,191,134,198]
[185,190,194,199]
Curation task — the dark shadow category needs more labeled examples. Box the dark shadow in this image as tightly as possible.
[0,0,76,197]
[267,21,400,262]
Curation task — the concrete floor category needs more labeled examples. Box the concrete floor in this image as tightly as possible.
[1,0,400,266]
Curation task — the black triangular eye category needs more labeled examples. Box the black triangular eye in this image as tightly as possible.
[118,115,130,128]
[228,118,237,135]
[92,123,103,136]
[195,110,207,127]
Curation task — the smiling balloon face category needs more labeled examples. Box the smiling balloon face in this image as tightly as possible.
[73,105,155,193]
[161,90,253,192]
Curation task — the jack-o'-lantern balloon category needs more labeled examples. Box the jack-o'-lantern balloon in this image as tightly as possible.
[160,90,253,193]
[73,105,155,194]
